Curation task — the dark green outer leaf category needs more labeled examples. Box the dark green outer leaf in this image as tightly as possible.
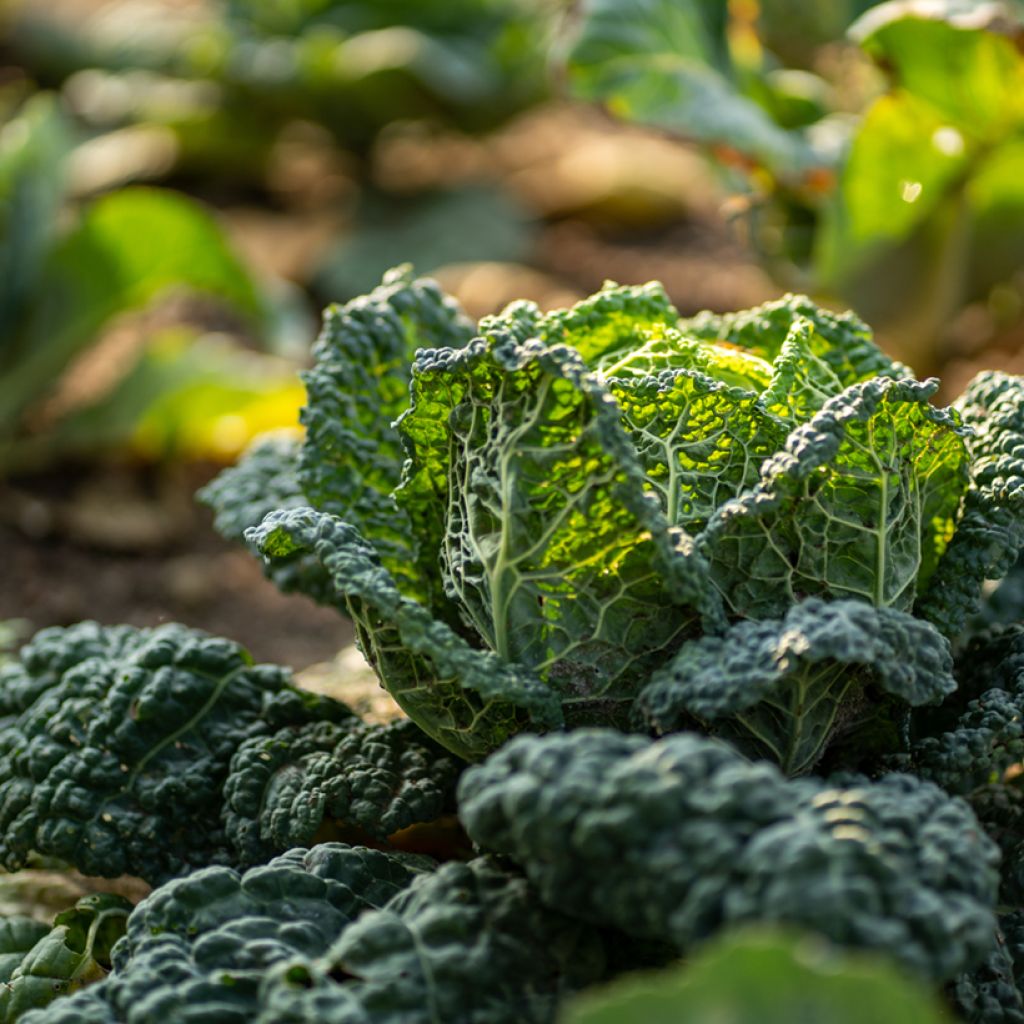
[950,913,1024,1024]
[636,597,956,775]
[949,626,1024,720]
[223,718,461,865]
[907,687,1024,797]
[459,729,1000,981]
[198,435,305,542]
[698,376,968,618]
[298,265,473,606]
[0,622,352,883]
[917,372,1024,637]
[256,858,611,1024]
[249,508,560,761]
[1004,911,1024,988]
[23,844,428,1024]
[0,621,144,720]
[968,783,1024,907]
[971,557,1024,634]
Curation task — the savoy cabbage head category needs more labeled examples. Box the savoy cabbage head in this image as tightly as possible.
[201,267,1024,767]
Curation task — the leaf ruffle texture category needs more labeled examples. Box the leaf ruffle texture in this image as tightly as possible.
[458,729,1000,982]
[196,434,332,601]
[917,372,1024,637]
[21,844,428,1024]
[952,913,1024,1024]
[25,849,612,1024]
[901,627,1024,914]
[395,312,721,712]
[636,597,956,774]
[250,508,561,760]
[698,376,968,618]
[901,626,1024,798]
[0,622,353,884]
[298,265,473,606]
[199,268,1005,767]
[197,434,305,544]
[257,858,611,1024]
[223,718,462,865]
[680,294,911,390]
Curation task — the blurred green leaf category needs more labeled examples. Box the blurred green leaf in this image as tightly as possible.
[967,137,1024,295]
[818,2,1024,314]
[316,185,532,299]
[0,95,69,355]
[129,335,303,460]
[854,2,1024,136]
[816,93,970,282]
[753,69,832,130]
[561,930,949,1024]
[566,0,818,182]
[12,330,304,469]
[0,186,266,436]
[756,0,867,68]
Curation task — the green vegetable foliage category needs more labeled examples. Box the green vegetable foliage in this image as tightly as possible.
[198,268,1021,771]
[11,266,1024,1022]
[563,929,949,1024]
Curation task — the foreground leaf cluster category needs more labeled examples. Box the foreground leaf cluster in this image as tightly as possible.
[7,267,1024,1020]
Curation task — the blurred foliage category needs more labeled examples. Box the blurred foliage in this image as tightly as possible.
[566,0,816,184]
[317,184,533,299]
[0,94,299,473]
[4,0,556,179]
[566,0,1024,371]
[24,330,305,467]
[561,930,949,1024]
[754,0,881,68]
[0,0,563,476]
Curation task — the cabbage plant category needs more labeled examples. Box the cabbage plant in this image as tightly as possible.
[201,267,1024,767]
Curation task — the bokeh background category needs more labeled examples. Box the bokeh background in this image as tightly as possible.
[3,0,1024,674]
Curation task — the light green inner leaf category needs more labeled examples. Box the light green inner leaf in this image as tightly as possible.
[700,378,968,619]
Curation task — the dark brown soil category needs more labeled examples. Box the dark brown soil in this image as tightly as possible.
[0,463,352,670]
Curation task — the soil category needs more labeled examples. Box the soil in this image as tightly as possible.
[0,462,353,671]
